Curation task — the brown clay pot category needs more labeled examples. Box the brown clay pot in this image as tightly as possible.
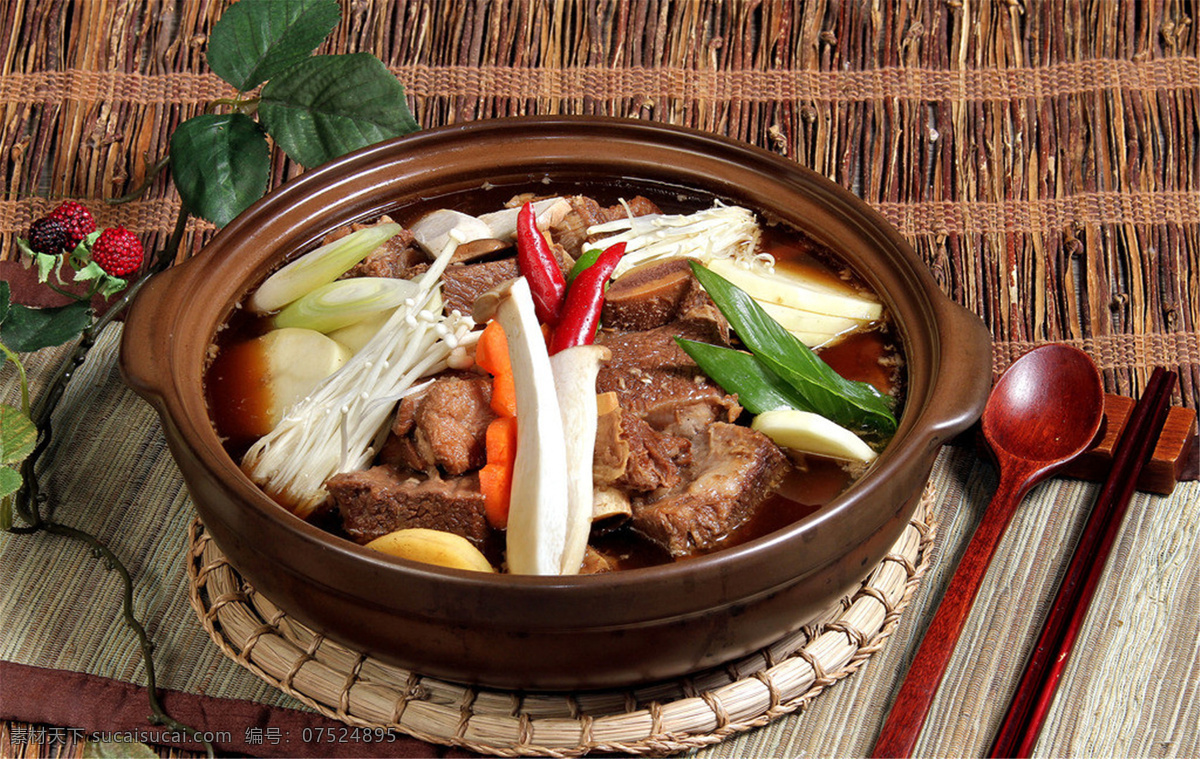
[120,117,991,690]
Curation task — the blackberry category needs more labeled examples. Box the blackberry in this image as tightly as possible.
[27,217,68,255]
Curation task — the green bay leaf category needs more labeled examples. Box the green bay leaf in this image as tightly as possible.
[170,113,270,227]
[207,0,341,92]
[0,301,91,353]
[259,53,420,168]
[675,338,814,416]
[689,261,897,435]
[0,280,9,324]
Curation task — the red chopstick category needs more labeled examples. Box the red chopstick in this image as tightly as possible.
[988,367,1177,758]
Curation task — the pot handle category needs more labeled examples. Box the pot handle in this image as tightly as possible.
[922,294,993,447]
[118,257,195,400]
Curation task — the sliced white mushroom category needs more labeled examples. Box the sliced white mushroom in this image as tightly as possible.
[549,344,610,575]
[477,197,570,240]
[409,209,492,256]
[474,277,570,575]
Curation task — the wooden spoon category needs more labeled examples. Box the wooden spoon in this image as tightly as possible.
[871,344,1104,758]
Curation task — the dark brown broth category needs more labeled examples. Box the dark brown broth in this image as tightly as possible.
[204,199,904,571]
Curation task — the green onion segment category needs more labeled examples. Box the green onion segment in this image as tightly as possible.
[273,276,417,333]
[249,223,402,313]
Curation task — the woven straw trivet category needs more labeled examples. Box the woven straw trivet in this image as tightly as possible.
[186,487,936,757]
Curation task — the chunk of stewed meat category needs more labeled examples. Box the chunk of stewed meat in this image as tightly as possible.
[630,422,789,556]
[596,323,741,436]
[609,411,690,492]
[441,258,521,316]
[385,375,496,476]
[601,258,729,342]
[329,466,489,545]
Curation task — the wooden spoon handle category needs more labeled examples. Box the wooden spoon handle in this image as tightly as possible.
[870,474,1029,758]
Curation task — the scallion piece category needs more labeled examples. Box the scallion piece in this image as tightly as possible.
[688,261,897,435]
[249,222,403,313]
[273,277,416,333]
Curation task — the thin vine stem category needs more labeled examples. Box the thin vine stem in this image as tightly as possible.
[8,204,215,758]
[108,155,170,205]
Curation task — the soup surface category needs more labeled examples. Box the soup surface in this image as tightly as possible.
[206,187,904,573]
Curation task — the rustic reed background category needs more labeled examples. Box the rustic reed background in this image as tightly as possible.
[3,0,1198,408]
[2,1,1198,756]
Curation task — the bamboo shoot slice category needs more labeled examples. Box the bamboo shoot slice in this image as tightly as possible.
[366,528,495,573]
[706,258,882,322]
[752,408,878,462]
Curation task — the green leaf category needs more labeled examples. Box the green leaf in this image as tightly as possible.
[260,53,420,168]
[676,339,813,416]
[689,261,897,435]
[170,113,271,227]
[207,0,342,92]
[0,467,20,500]
[68,229,103,268]
[0,301,92,353]
[0,280,9,324]
[0,404,35,465]
[16,236,63,283]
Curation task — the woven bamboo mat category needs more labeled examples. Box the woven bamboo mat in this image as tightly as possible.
[3,1,1199,757]
[185,494,933,757]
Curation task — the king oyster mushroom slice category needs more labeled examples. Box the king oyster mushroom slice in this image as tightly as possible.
[477,197,571,240]
[473,277,572,575]
[409,209,493,257]
[548,343,610,574]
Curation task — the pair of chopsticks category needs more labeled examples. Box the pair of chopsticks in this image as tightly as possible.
[987,366,1177,757]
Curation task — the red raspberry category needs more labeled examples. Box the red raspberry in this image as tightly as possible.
[91,226,144,277]
[48,201,97,248]
[27,217,68,255]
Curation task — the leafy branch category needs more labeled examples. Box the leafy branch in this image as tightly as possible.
[170,0,418,226]
[2,0,419,754]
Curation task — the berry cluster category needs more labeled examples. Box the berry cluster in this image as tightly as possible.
[19,202,146,291]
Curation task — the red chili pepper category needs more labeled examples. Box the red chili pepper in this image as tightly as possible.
[548,242,627,355]
[516,202,567,325]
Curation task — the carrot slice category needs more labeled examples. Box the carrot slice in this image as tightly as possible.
[480,461,513,529]
[474,320,504,373]
[486,416,517,464]
[476,320,517,417]
[476,322,519,528]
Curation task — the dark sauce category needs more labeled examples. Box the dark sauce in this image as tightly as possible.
[204,190,905,571]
